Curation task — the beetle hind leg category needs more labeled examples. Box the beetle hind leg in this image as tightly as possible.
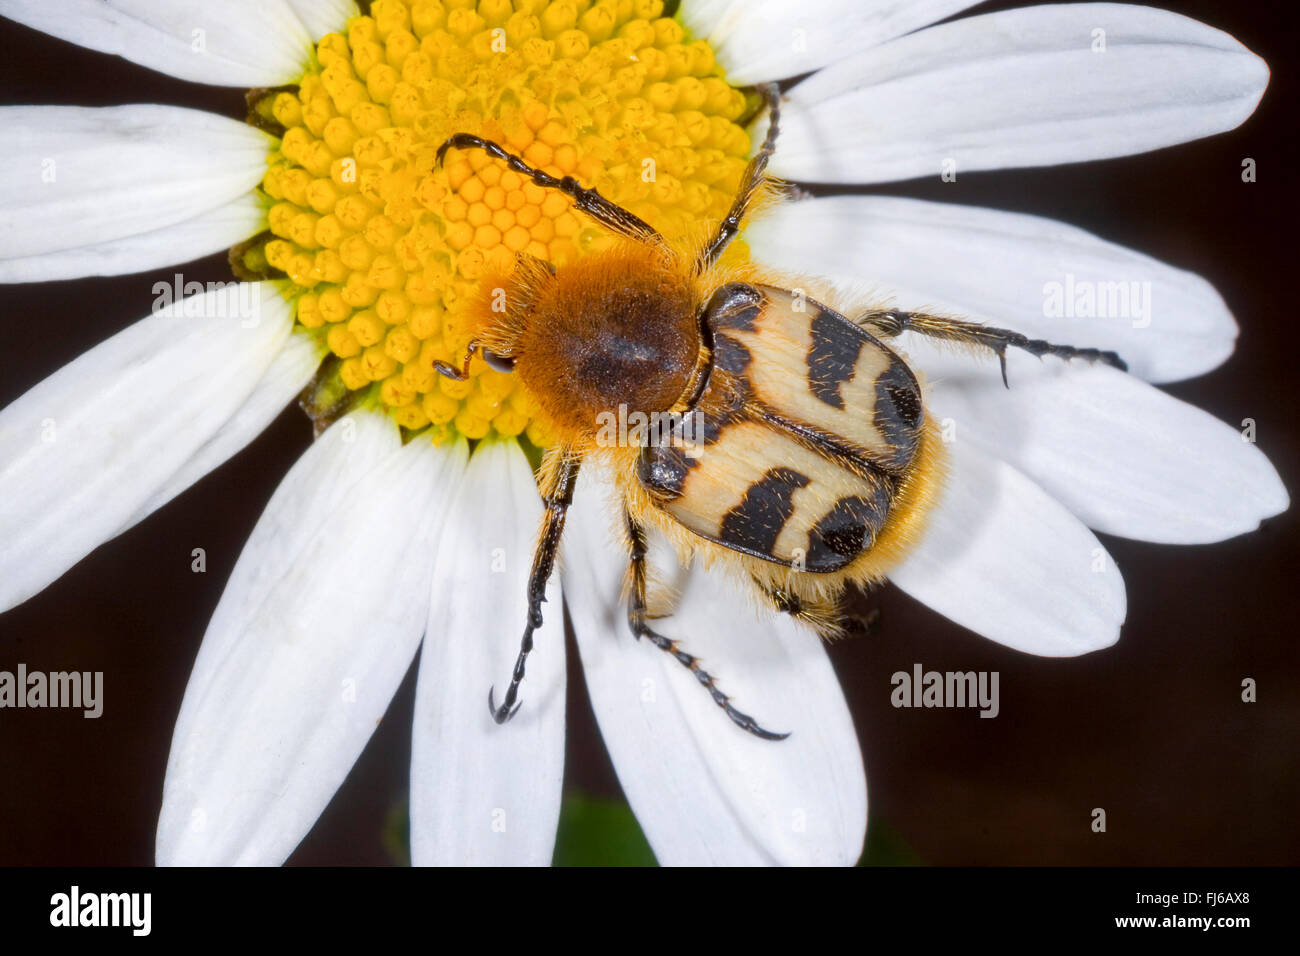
[752,577,844,639]
[625,512,790,742]
[752,577,884,640]
[632,620,791,742]
[861,309,1127,387]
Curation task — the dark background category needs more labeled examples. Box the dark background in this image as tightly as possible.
[0,0,1295,866]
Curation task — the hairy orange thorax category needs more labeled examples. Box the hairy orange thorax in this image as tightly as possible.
[474,241,702,442]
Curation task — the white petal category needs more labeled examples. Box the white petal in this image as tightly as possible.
[0,105,272,266]
[411,439,565,867]
[774,3,1269,183]
[747,195,1237,384]
[0,282,291,613]
[563,471,866,866]
[681,0,981,84]
[889,440,1126,656]
[0,194,265,283]
[157,420,468,866]
[284,0,357,40]
[563,485,764,865]
[908,340,1289,544]
[0,0,313,87]
[124,331,323,531]
[190,410,400,654]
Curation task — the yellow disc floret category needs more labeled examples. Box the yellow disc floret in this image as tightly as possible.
[243,0,757,446]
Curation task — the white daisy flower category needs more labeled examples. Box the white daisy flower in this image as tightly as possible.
[0,0,1286,868]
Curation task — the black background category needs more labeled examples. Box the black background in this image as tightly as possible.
[0,0,1296,866]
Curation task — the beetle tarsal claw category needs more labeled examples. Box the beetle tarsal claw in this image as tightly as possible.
[487,686,522,725]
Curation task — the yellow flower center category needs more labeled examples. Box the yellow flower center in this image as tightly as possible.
[241,0,759,446]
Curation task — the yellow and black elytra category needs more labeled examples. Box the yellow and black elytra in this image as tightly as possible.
[639,282,926,575]
[435,85,1127,740]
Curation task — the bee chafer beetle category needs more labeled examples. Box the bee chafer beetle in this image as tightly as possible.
[433,85,1127,739]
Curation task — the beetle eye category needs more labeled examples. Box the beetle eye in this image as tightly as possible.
[482,348,516,373]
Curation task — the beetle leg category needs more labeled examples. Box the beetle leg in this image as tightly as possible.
[749,577,852,639]
[695,83,783,274]
[436,134,662,245]
[487,448,580,725]
[860,309,1128,387]
[432,340,477,381]
[624,511,789,741]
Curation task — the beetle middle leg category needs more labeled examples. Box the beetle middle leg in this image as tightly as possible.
[487,447,579,725]
[624,511,789,741]
[860,309,1128,387]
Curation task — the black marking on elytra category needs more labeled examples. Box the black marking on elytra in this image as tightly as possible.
[807,307,867,410]
[750,401,898,483]
[636,408,722,500]
[713,333,752,374]
[718,466,810,557]
[871,359,924,471]
[703,282,764,332]
[806,489,894,572]
[885,381,922,430]
[637,453,689,500]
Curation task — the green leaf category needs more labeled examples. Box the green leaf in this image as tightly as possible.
[382,798,411,867]
[552,791,658,867]
[858,819,925,866]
